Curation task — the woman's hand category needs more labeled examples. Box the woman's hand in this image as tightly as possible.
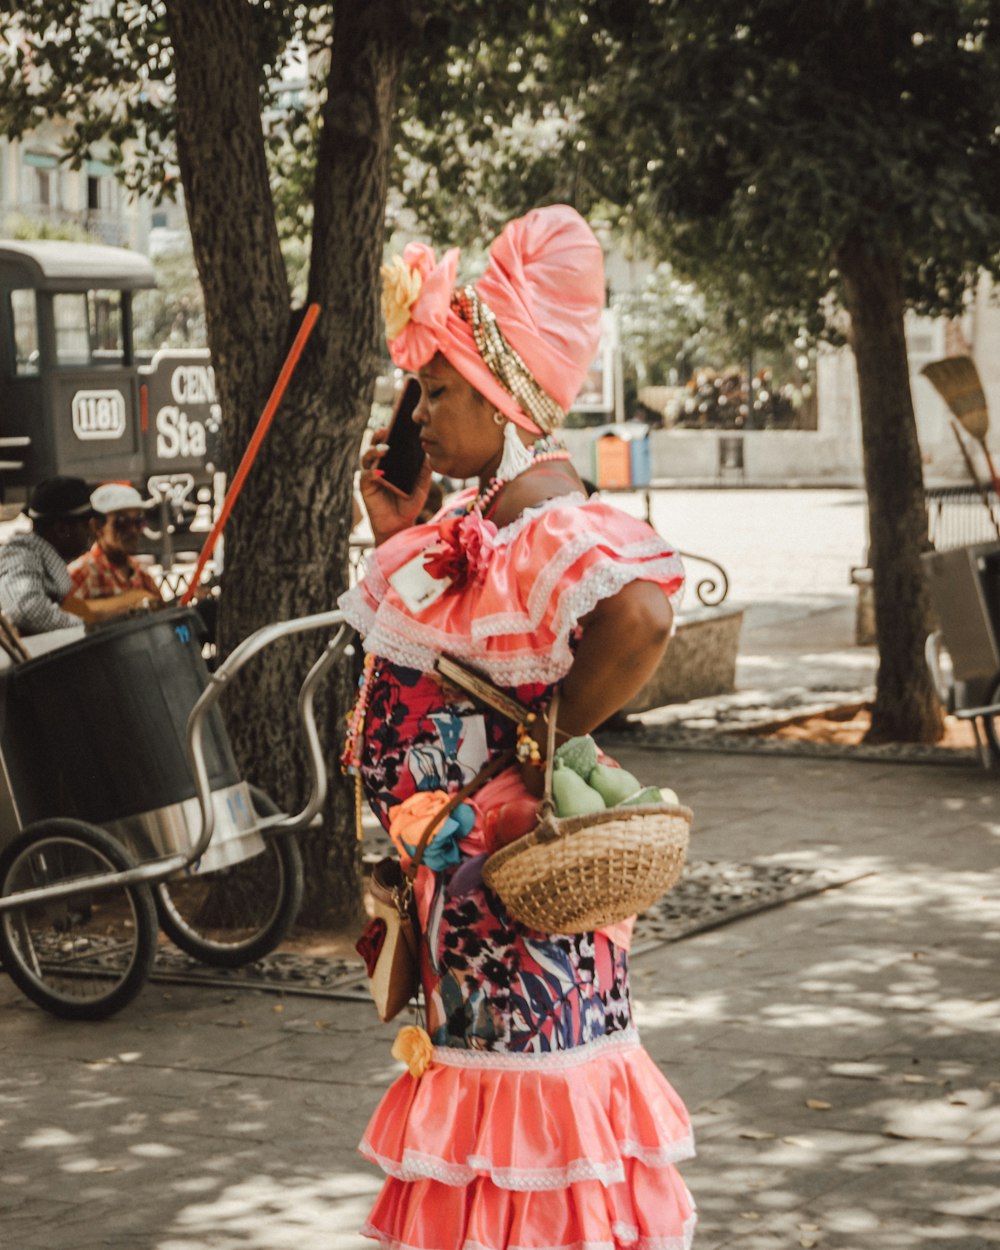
[61,588,160,624]
[359,428,433,546]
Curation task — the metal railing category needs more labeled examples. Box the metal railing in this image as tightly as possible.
[926,486,1000,552]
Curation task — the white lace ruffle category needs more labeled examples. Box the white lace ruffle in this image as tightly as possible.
[359,1209,698,1250]
[489,491,590,546]
[341,552,685,686]
[359,1133,696,1190]
[430,1027,640,1070]
[474,533,677,637]
[361,1142,627,1190]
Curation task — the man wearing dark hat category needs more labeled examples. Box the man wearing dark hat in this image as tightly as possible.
[0,477,95,635]
[0,476,158,637]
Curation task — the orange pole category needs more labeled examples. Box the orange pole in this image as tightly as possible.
[181,303,321,605]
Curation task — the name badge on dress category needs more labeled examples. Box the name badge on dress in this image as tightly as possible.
[389,553,453,614]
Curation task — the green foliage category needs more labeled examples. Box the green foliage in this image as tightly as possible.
[613,259,817,389]
[568,0,1000,322]
[1,211,91,243]
[0,2,178,200]
[613,265,705,386]
[398,1,1000,332]
[132,247,207,353]
[0,2,331,269]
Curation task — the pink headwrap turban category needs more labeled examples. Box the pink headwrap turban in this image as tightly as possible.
[381,205,605,434]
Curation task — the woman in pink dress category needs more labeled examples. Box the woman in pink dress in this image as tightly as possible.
[340,205,695,1249]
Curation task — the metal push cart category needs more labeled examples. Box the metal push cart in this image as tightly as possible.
[923,542,1000,766]
[0,606,350,1019]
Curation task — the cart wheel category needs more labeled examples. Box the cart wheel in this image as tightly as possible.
[0,819,158,1020]
[154,787,304,967]
[981,671,1000,763]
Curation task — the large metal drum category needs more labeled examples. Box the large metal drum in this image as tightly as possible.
[0,608,262,872]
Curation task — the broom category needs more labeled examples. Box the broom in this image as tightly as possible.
[921,356,1000,539]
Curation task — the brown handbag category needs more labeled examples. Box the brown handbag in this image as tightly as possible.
[356,747,516,1022]
[359,858,421,1023]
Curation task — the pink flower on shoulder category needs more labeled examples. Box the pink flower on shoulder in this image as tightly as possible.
[423,512,498,589]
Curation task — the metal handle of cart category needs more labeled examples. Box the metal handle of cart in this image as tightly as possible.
[0,610,351,913]
[185,608,350,856]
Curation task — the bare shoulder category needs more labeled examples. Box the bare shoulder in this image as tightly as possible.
[491,461,584,528]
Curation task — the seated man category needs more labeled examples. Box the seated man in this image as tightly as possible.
[68,482,164,608]
[0,477,94,635]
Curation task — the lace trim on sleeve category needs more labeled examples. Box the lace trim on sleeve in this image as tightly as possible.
[345,551,684,685]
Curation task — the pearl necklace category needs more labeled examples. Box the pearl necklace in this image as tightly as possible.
[469,436,572,516]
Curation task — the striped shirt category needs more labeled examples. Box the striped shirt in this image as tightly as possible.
[0,531,79,635]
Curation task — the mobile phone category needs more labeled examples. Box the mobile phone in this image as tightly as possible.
[378,376,425,497]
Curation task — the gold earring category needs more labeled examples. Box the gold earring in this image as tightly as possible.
[492,411,506,426]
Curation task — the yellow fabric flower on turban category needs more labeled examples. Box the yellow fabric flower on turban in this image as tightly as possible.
[381,255,424,340]
[392,1024,433,1078]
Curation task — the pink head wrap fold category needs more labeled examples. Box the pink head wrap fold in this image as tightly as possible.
[383,205,605,434]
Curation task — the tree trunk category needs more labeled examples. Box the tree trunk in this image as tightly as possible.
[165,0,413,927]
[838,239,944,744]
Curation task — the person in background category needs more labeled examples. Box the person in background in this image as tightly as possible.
[68,482,163,609]
[0,477,95,635]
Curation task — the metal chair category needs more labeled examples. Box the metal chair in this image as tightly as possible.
[922,542,1000,768]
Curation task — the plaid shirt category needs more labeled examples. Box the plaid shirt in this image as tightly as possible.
[0,531,79,635]
[68,543,163,602]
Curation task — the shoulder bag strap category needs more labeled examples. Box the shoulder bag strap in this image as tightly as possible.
[404,746,517,882]
[434,655,529,724]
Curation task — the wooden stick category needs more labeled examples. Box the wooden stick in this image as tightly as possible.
[949,420,1000,541]
[0,631,23,665]
[180,304,322,605]
[0,611,30,662]
[978,437,1000,507]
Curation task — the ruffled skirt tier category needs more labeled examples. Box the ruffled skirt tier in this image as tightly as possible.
[360,1032,696,1250]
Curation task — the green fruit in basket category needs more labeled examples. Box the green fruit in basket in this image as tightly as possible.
[552,760,607,817]
[554,734,600,778]
[588,763,642,807]
[622,785,680,806]
[622,785,664,806]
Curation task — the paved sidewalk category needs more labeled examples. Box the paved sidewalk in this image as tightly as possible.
[3,744,999,1250]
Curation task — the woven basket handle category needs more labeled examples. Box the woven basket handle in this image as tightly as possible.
[540,690,562,825]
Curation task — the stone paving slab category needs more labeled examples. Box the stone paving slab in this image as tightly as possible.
[3,748,1000,1249]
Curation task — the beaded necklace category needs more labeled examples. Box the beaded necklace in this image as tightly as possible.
[341,651,379,839]
[468,435,572,517]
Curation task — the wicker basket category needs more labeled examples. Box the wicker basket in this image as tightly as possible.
[482,694,692,933]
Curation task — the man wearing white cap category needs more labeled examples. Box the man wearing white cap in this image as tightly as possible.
[68,482,163,608]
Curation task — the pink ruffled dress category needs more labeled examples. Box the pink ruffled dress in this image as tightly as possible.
[339,490,695,1250]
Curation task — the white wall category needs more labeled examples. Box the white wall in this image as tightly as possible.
[571,283,1000,488]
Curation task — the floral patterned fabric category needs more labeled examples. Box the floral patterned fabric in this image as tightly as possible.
[360,659,631,1052]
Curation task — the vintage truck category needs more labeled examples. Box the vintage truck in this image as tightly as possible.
[0,237,220,574]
